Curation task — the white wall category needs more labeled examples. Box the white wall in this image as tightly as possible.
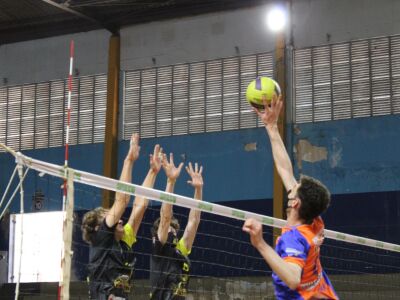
[121,5,277,70]
[0,29,110,86]
[2,0,400,85]
[293,0,400,48]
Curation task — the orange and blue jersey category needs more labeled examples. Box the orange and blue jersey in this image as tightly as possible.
[273,217,339,300]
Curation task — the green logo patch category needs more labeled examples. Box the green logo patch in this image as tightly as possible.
[198,203,213,212]
[232,210,245,219]
[160,193,176,203]
[262,217,274,225]
[116,182,136,194]
[336,234,346,240]
[357,238,366,244]
[74,172,81,180]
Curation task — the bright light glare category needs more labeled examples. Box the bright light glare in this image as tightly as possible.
[267,7,286,32]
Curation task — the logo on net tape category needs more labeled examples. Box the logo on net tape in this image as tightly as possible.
[116,182,136,194]
[232,210,245,219]
[198,203,213,212]
[160,193,176,203]
[262,217,274,225]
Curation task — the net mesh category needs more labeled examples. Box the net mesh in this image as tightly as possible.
[1,157,400,300]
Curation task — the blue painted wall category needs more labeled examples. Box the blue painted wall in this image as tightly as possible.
[117,128,274,204]
[0,143,104,213]
[292,114,400,195]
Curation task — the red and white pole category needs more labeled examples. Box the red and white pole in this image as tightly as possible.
[59,40,74,300]
[63,40,74,211]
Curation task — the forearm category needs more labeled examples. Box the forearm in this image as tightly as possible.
[132,169,157,208]
[160,179,175,220]
[107,158,135,227]
[266,125,297,191]
[128,169,157,230]
[116,158,135,203]
[188,187,202,225]
[158,179,175,243]
[183,187,202,250]
[255,239,301,289]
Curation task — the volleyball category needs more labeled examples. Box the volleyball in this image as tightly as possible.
[246,76,281,109]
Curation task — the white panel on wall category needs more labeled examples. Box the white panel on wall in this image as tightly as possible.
[0,30,110,86]
[121,5,276,71]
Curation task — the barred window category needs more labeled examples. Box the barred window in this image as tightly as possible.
[0,74,107,151]
[294,35,400,123]
[122,53,275,139]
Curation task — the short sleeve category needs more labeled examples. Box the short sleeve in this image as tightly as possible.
[278,230,309,268]
[176,238,191,257]
[121,224,137,248]
[92,219,115,247]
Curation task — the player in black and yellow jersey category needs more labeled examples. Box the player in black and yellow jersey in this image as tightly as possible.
[81,134,163,300]
[150,155,203,300]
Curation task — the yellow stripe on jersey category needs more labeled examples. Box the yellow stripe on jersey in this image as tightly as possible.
[122,224,137,248]
[176,238,191,257]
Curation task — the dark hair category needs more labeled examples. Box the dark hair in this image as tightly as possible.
[297,175,331,223]
[81,207,107,244]
[151,216,180,237]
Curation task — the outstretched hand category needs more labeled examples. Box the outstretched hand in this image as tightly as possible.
[186,162,203,189]
[242,218,264,249]
[149,144,163,174]
[126,134,140,162]
[253,94,283,128]
[162,153,184,181]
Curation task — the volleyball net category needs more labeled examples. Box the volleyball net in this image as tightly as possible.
[1,146,400,299]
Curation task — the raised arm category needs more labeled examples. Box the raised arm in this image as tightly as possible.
[254,95,297,192]
[105,134,140,228]
[181,162,203,252]
[127,144,163,236]
[243,218,302,290]
[158,153,184,245]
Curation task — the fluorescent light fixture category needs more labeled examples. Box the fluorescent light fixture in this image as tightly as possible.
[267,6,287,32]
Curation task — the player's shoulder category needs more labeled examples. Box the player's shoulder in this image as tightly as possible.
[297,217,325,242]
[277,228,310,256]
[280,227,309,245]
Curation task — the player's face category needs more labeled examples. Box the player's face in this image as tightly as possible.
[286,183,301,218]
[168,226,177,236]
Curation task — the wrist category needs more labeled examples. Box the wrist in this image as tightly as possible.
[265,124,278,132]
[194,188,202,200]
[124,157,135,164]
[167,178,177,185]
[254,237,267,250]
[147,168,157,177]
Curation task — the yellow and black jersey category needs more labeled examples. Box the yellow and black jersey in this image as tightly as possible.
[149,234,191,300]
[88,220,136,299]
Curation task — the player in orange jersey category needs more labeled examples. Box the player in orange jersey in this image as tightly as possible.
[243,95,339,300]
